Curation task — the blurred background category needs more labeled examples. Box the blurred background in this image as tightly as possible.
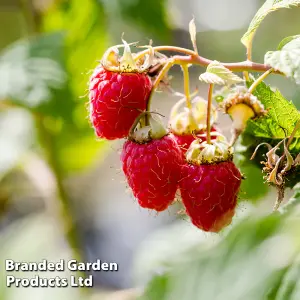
[1,0,300,299]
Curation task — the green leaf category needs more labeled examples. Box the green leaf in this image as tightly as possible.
[139,274,169,300]
[199,61,244,85]
[274,255,300,300]
[241,0,300,49]
[265,36,300,84]
[142,213,300,300]
[245,80,300,139]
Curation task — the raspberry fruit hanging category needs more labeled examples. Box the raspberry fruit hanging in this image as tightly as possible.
[89,41,152,140]
[121,114,183,212]
[179,137,242,232]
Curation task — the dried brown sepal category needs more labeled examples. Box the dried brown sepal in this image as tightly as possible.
[251,138,300,210]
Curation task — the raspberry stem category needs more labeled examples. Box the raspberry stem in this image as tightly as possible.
[248,68,274,94]
[135,46,281,74]
[206,84,214,145]
[182,64,192,109]
[146,59,175,119]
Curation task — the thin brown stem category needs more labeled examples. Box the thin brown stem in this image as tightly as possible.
[206,84,214,144]
[135,46,281,74]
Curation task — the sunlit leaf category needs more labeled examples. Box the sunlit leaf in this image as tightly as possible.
[265,36,300,84]
[199,61,243,85]
[245,81,300,139]
[241,0,300,49]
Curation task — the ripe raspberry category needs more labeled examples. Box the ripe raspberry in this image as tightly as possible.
[172,126,218,157]
[89,66,152,140]
[180,161,241,232]
[121,135,183,211]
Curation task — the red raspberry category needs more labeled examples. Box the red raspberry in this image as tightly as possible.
[89,66,152,140]
[172,127,218,157]
[121,135,183,211]
[179,161,241,232]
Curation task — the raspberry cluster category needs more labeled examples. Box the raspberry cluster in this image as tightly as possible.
[88,44,242,233]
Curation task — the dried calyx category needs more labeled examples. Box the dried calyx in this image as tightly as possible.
[169,96,218,135]
[129,113,167,144]
[101,39,154,73]
[251,139,300,210]
[186,135,233,165]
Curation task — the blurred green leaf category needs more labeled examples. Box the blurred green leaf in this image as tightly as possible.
[274,255,300,300]
[241,0,300,49]
[43,0,109,95]
[0,32,67,108]
[237,162,268,202]
[142,213,300,300]
[265,36,300,84]
[277,35,300,50]
[279,187,300,214]
[37,0,110,174]
[0,109,33,177]
[140,274,169,300]
[114,0,171,41]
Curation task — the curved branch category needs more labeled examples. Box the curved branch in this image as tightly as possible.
[135,46,282,74]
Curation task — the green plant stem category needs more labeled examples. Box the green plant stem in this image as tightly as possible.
[247,38,253,62]
[248,68,274,94]
[182,64,191,109]
[146,59,175,122]
[135,46,282,74]
[206,84,214,144]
